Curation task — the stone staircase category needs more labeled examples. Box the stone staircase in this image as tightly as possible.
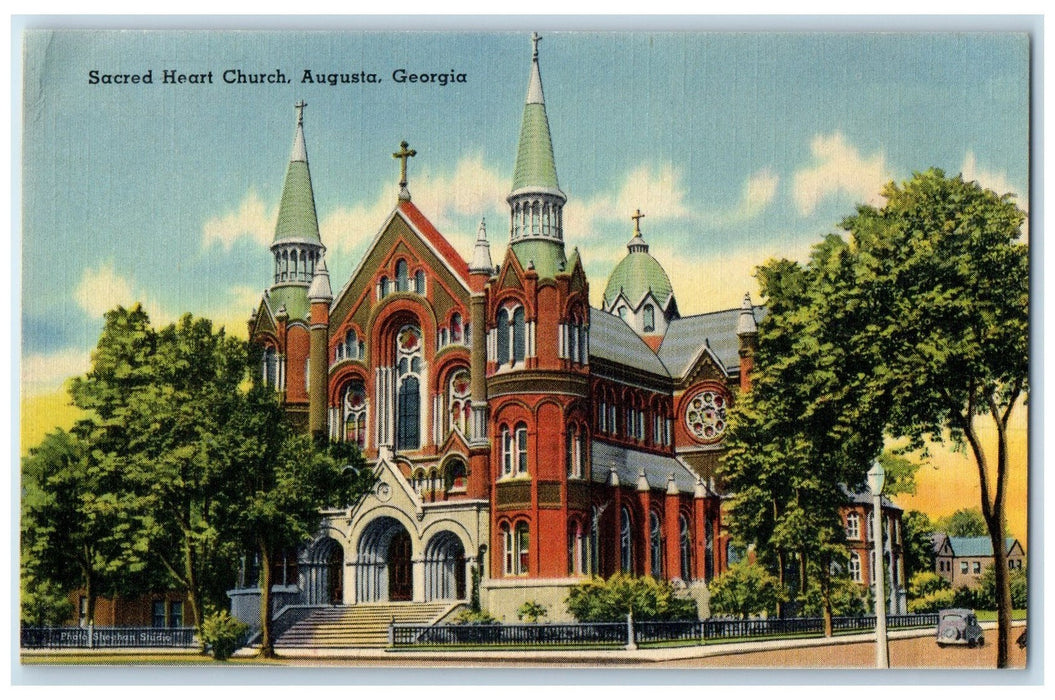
[275,602,455,649]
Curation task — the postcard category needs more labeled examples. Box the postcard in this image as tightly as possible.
[18,25,1031,674]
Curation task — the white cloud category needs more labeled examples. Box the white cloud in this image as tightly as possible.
[74,263,140,319]
[201,189,276,250]
[21,348,90,398]
[960,151,1020,201]
[792,132,890,216]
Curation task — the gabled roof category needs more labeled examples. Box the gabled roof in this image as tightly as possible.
[332,200,471,310]
[946,536,1021,557]
[588,307,670,378]
[590,441,699,494]
[658,306,767,379]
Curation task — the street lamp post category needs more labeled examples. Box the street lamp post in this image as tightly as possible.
[867,459,890,669]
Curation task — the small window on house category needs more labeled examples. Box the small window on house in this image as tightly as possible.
[849,552,862,582]
[152,601,166,628]
[643,304,655,332]
[973,561,981,574]
[846,512,860,540]
[169,601,183,628]
[961,561,969,574]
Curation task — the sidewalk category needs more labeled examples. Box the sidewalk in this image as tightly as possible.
[250,623,1021,664]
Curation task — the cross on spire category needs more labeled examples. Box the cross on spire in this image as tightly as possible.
[392,140,417,201]
[532,32,541,60]
[632,209,645,236]
[295,100,306,125]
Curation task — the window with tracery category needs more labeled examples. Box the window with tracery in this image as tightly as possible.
[343,380,367,448]
[684,388,730,443]
[650,512,664,578]
[396,324,422,450]
[448,369,471,435]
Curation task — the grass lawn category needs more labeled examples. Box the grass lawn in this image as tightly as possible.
[974,609,1027,622]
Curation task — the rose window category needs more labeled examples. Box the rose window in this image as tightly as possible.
[685,389,728,442]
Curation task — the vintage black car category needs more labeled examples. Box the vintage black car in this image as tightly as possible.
[936,608,985,648]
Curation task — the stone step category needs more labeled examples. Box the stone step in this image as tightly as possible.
[276,602,455,648]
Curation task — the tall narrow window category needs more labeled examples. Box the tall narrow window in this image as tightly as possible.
[620,507,634,573]
[643,304,655,332]
[396,325,422,450]
[502,524,514,574]
[448,369,470,435]
[415,270,426,294]
[516,422,529,475]
[679,515,692,582]
[344,380,367,448]
[379,276,390,298]
[705,516,715,581]
[450,313,463,343]
[395,259,409,292]
[849,552,862,582]
[496,309,510,365]
[263,346,278,388]
[650,512,664,578]
[501,427,513,477]
[512,307,526,363]
[516,522,530,574]
[846,512,861,540]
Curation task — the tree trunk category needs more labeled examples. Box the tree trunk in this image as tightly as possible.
[258,541,276,658]
[822,590,833,638]
[776,549,787,618]
[183,540,203,649]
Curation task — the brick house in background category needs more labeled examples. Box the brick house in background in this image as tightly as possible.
[841,489,908,614]
[65,590,186,629]
[934,536,1026,588]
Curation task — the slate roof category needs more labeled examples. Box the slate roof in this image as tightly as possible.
[589,308,670,378]
[590,440,700,494]
[510,56,561,195]
[946,536,1020,557]
[273,119,321,245]
[658,306,766,379]
[842,485,901,511]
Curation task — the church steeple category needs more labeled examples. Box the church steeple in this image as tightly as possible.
[268,101,325,321]
[507,32,567,280]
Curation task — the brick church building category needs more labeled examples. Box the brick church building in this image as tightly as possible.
[233,35,903,623]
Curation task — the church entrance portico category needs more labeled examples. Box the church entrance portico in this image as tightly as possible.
[303,536,344,605]
[355,516,416,602]
[424,530,467,601]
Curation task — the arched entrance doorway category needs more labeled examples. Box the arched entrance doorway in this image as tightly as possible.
[356,517,414,602]
[305,537,344,605]
[424,531,466,601]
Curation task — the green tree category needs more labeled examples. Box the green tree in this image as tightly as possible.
[837,170,1027,666]
[707,562,783,619]
[902,510,938,578]
[564,574,697,622]
[934,508,988,537]
[20,428,150,626]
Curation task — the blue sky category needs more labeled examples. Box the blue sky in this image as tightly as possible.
[20,30,1030,397]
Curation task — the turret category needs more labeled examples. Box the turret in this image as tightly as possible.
[308,256,332,440]
[507,32,567,280]
[737,292,758,392]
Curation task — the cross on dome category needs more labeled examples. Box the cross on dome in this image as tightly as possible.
[393,140,417,201]
[531,32,541,60]
[631,209,645,236]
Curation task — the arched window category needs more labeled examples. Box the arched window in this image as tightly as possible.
[512,307,525,363]
[262,346,279,388]
[448,369,470,435]
[395,259,409,292]
[846,512,861,540]
[566,424,584,478]
[496,308,510,365]
[343,380,367,448]
[415,270,426,294]
[849,552,862,582]
[444,459,467,492]
[620,506,634,573]
[618,306,628,321]
[568,520,587,576]
[379,276,390,298]
[450,313,463,343]
[643,304,655,333]
[650,512,664,578]
[396,325,422,451]
[679,515,692,582]
[503,522,529,576]
[515,422,528,475]
[501,426,513,477]
[598,398,608,433]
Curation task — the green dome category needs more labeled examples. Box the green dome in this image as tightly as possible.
[603,249,674,310]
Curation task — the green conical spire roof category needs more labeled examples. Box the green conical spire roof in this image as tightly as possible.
[510,36,563,197]
[273,101,321,244]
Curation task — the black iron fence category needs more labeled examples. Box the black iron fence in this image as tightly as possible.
[21,626,198,650]
[391,612,939,649]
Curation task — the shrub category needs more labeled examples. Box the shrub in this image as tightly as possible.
[516,600,548,623]
[565,573,697,622]
[200,610,249,661]
[707,562,783,619]
[908,588,957,614]
[450,608,498,625]
[908,571,951,600]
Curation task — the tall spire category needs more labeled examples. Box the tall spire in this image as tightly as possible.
[507,32,567,280]
[470,218,494,274]
[274,100,321,245]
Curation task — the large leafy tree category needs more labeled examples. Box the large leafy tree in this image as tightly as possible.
[838,169,1027,667]
[934,508,989,537]
[902,510,938,579]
